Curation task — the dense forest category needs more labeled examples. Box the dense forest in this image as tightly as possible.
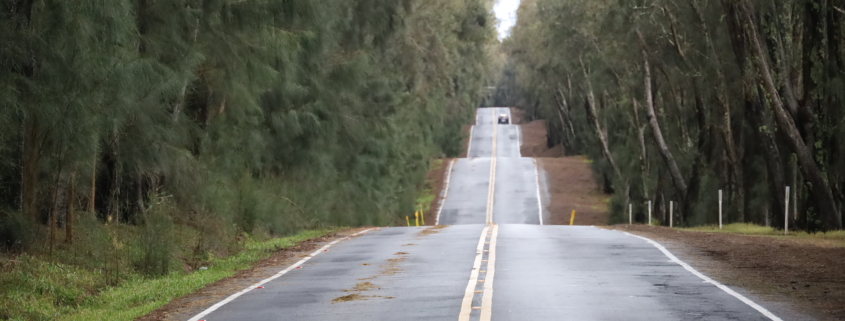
[0,0,493,260]
[498,0,845,231]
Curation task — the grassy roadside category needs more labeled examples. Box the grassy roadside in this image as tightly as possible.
[680,223,845,248]
[415,159,446,226]
[0,228,335,321]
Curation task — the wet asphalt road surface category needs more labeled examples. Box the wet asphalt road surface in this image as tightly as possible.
[191,108,780,320]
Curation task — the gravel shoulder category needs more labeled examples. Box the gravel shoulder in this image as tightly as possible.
[606,225,845,320]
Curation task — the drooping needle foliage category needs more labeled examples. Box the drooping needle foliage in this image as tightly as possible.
[0,0,494,250]
[500,0,845,231]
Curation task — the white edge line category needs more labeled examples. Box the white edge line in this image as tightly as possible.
[187,228,376,321]
[435,159,455,225]
[458,225,490,321]
[533,159,543,225]
[622,232,783,321]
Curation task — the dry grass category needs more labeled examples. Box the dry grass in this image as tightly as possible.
[683,223,845,248]
[416,225,447,236]
[352,282,377,291]
[332,294,367,303]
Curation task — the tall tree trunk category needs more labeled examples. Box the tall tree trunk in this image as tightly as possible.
[693,0,746,222]
[642,51,688,202]
[632,98,649,202]
[66,173,75,244]
[89,158,96,212]
[49,183,58,255]
[21,119,40,221]
[739,2,842,230]
[747,94,787,228]
[580,58,624,184]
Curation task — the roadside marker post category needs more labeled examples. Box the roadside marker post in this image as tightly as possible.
[648,201,652,226]
[718,189,723,229]
[669,201,673,228]
[569,210,576,226]
[405,216,410,226]
[415,212,419,227]
[785,186,790,235]
[419,205,425,225]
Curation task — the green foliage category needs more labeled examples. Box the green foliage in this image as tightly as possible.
[0,0,494,244]
[135,210,175,277]
[0,228,333,321]
[0,210,33,252]
[0,0,494,317]
[500,0,845,229]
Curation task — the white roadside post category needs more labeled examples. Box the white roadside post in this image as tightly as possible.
[669,201,674,228]
[648,201,652,226]
[785,186,790,235]
[718,189,723,229]
[629,204,632,225]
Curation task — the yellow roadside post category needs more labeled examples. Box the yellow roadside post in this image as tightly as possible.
[419,205,425,225]
[406,216,410,226]
[414,211,419,226]
[570,210,576,226]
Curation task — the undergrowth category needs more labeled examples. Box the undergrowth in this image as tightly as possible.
[412,159,445,225]
[0,226,333,321]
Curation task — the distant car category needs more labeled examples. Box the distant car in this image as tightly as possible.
[498,114,510,124]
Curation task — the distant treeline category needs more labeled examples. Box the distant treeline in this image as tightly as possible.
[498,0,844,231]
[0,0,494,249]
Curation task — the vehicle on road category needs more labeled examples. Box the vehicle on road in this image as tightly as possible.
[498,114,509,124]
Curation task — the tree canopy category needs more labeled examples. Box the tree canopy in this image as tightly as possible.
[0,0,495,249]
[500,0,845,231]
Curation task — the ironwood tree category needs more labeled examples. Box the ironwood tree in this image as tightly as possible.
[499,0,844,231]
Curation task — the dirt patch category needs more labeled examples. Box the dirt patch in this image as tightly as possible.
[351,281,378,292]
[416,225,448,236]
[332,293,368,303]
[520,119,563,158]
[609,225,845,320]
[539,157,609,225]
[394,252,408,255]
[137,227,373,321]
[379,258,405,277]
[360,256,406,281]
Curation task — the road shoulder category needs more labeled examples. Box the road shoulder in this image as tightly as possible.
[137,227,373,321]
[607,225,844,321]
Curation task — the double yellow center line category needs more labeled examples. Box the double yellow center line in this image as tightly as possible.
[459,108,500,321]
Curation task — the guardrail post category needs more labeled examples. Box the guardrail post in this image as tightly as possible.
[718,189,723,229]
[785,186,790,235]
[669,201,673,228]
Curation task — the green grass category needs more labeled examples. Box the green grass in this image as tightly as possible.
[682,223,845,247]
[414,159,445,218]
[0,228,335,321]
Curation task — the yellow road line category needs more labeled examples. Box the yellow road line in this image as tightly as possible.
[479,224,499,321]
[458,225,491,321]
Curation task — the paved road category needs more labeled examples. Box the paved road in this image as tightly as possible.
[191,108,781,321]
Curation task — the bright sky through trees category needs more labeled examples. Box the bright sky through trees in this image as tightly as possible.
[494,0,520,40]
